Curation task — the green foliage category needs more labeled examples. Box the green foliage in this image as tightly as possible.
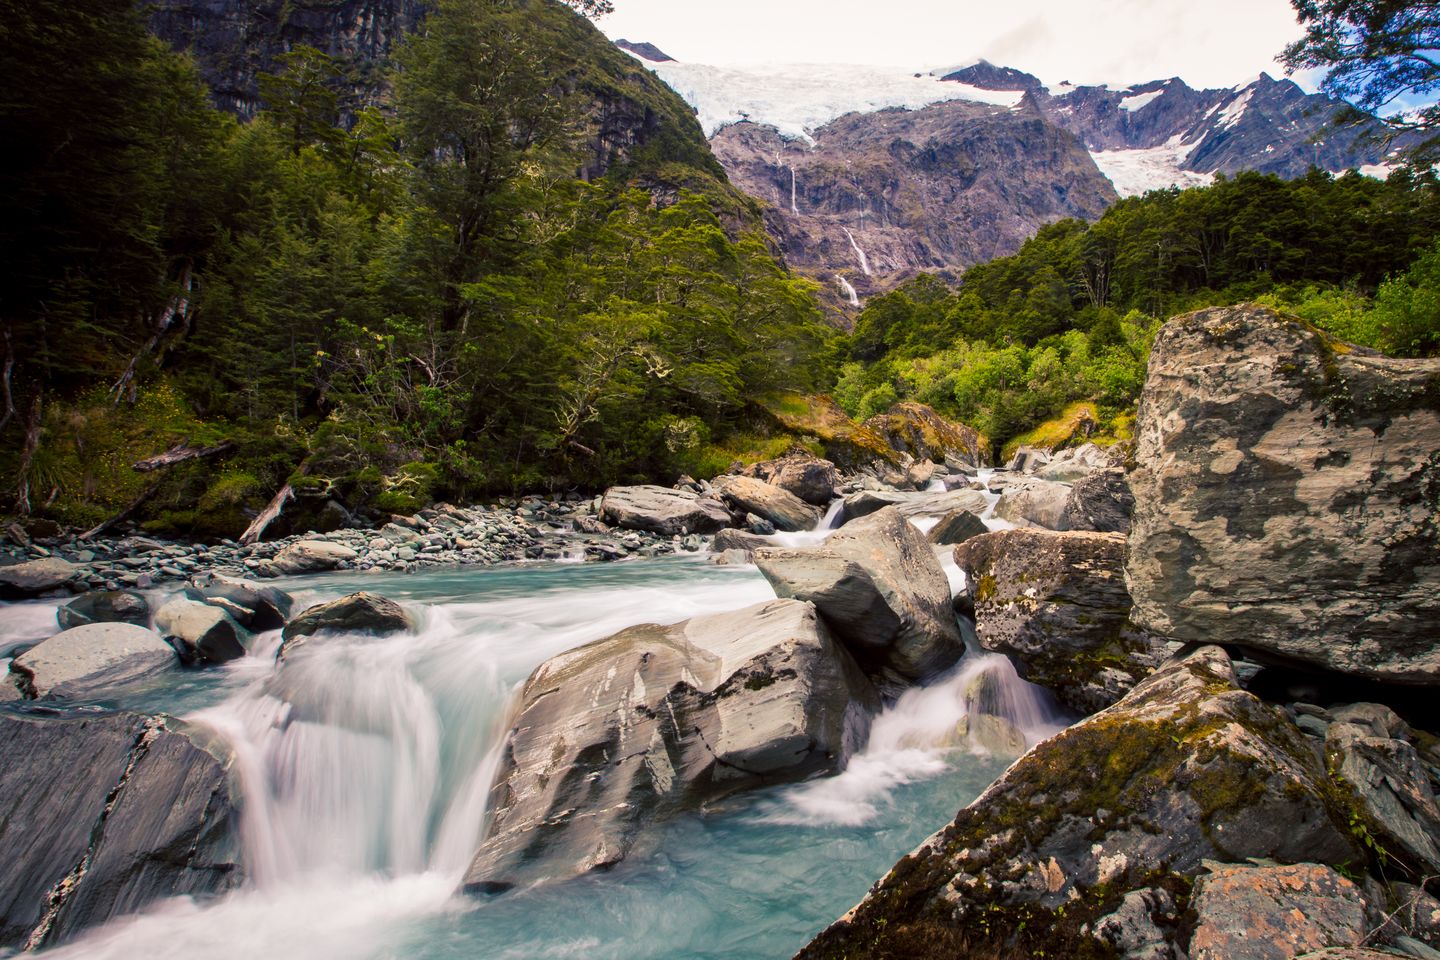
[840,169,1440,453]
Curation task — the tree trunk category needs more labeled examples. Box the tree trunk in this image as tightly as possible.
[239,462,310,545]
[132,439,236,472]
[80,480,164,540]
[13,397,41,517]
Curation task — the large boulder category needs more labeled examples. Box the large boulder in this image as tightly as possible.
[709,528,770,562]
[712,475,821,533]
[925,509,988,546]
[11,623,176,700]
[754,507,964,687]
[993,476,1072,530]
[269,539,358,575]
[0,558,77,599]
[1189,862,1368,960]
[1126,304,1440,685]
[0,711,241,949]
[462,599,877,893]
[842,488,990,523]
[600,485,731,536]
[154,598,251,665]
[797,646,1361,959]
[1059,465,1134,534]
[1033,442,1107,483]
[183,576,293,631]
[56,591,151,630]
[757,392,902,471]
[278,592,414,658]
[740,454,840,506]
[862,401,991,469]
[956,529,1165,714]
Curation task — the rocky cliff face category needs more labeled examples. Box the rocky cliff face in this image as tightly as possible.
[710,100,1115,311]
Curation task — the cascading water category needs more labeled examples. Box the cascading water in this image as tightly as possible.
[29,478,1069,960]
[841,227,871,276]
[790,166,799,215]
[835,274,860,306]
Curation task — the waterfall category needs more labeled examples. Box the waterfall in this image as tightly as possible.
[835,275,860,306]
[842,227,872,276]
[790,166,799,215]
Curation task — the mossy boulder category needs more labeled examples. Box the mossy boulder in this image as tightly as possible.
[798,646,1361,960]
[756,392,901,472]
[863,401,991,469]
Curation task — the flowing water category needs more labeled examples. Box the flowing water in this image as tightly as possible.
[7,489,1067,960]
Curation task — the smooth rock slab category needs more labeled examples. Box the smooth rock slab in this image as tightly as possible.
[1189,862,1366,960]
[600,485,731,536]
[269,540,358,575]
[0,558,77,599]
[956,529,1165,714]
[57,591,150,630]
[994,476,1072,530]
[11,623,176,699]
[755,507,963,687]
[925,509,988,546]
[740,455,840,506]
[463,599,877,893]
[155,598,251,665]
[0,711,242,949]
[1126,304,1440,684]
[183,576,293,631]
[713,475,820,532]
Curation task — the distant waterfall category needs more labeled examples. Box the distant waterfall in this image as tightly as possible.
[836,275,860,307]
[842,227,872,276]
[790,166,799,215]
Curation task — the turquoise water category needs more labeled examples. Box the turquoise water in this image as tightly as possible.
[8,555,1050,960]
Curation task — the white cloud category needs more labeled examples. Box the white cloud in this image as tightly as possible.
[599,0,1308,91]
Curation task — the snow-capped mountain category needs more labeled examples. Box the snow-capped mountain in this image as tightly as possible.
[619,44,1406,310]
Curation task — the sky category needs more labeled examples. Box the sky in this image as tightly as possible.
[598,0,1318,92]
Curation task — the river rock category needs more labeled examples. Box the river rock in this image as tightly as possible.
[0,711,241,949]
[1126,303,1440,685]
[1326,710,1440,877]
[270,539,358,575]
[0,558,78,599]
[797,646,1361,959]
[861,401,990,469]
[994,476,1072,530]
[11,623,176,700]
[1189,862,1367,960]
[600,485,732,536]
[184,576,293,631]
[710,528,769,559]
[925,509,988,546]
[842,488,990,523]
[740,454,840,506]
[956,529,1165,714]
[154,598,251,665]
[56,590,151,630]
[278,591,414,657]
[1060,465,1134,534]
[754,507,963,687]
[712,475,820,533]
[462,599,878,893]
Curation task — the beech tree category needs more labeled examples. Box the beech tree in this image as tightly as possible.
[1283,0,1440,166]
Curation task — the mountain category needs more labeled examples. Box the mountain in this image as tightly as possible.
[619,51,1409,310]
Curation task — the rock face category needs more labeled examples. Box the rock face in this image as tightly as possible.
[957,529,1164,714]
[925,509,988,546]
[1189,862,1367,960]
[600,485,732,536]
[1126,304,1440,685]
[11,624,177,700]
[739,454,839,506]
[270,539,359,575]
[463,599,877,892]
[797,646,1360,959]
[0,711,242,949]
[1060,465,1133,534]
[184,576,293,631]
[842,488,990,523]
[0,558,77,598]
[754,507,963,687]
[712,476,821,533]
[56,591,151,630]
[278,592,414,657]
[861,403,991,469]
[993,476,1072,530]
[155,599,251,665]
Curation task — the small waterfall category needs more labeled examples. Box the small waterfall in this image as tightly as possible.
[790,166,799,215]
[761,497,846,549]
[835,275,860,306]
[842,227,872,276]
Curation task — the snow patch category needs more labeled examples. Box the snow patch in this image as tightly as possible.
[1119,90,1164,113]
[638,60,1026,141]
[1091,141,1215,197]
[1216,89,1254,130]
[1356,162,1396,180]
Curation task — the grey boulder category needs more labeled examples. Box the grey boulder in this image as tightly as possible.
[57,591,151,630]
[842,488,990,523]
[712,475,820,533]
[740,454,840,506]
[955,529,1165,714]
[600,485,731,536]
[925,508,988,546]
[463,599,877,892]
[278,591,414,658]
[270,539,358,575]
[184,576,293,631]
[11,623,176,700]
[1126,304,1440,684]
[754,506,964,687]
[154,598,251,665]
[1059,465,1134,534]
[0,558,78,599]
[994,476,1072,530]
[0,711,241,949]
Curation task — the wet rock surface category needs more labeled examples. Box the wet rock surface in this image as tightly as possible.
[463,599,878,893]
[56,591,151,630]
[0,558,78,598]
[0,711,241,949]
[11,623,177,700]
[601,485,732,536]
[278,592,415,657]
[956,529,1166,714]
[1126,303,1440,685]
[154,598,251,665]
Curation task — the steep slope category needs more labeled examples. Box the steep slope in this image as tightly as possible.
[710,102,1116,308]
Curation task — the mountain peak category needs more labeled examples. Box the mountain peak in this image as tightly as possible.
[615,39,675,63]
[939,60,1045,93]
